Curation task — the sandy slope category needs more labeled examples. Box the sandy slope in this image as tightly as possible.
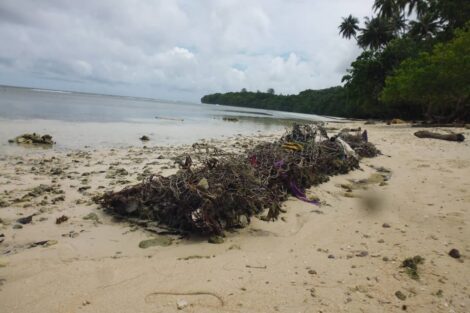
[0,122,469,313]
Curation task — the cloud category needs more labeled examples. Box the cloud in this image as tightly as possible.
[0,0,373,101]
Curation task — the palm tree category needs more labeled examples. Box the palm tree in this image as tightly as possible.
[409,12,440,39]
[339,15,360,39]
[357,16,395,50]
[373,0,400,18]
[401,0,429,17]
[390,13,407,36]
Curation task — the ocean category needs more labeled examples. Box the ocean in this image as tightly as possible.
[0,85,330,151]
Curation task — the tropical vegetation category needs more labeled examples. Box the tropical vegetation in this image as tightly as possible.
[202,0,470,122]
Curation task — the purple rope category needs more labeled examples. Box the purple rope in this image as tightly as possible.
[289,180,320,205]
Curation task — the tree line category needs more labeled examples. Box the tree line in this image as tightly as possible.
[202,0,469,122]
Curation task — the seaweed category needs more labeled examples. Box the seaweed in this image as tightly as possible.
[402,255,425,280]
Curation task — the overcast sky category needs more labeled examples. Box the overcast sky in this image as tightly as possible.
[0,0,374,102]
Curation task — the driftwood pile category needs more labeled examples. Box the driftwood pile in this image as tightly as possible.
[98,124,380,235]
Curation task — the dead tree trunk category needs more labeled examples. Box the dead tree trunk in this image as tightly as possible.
[414,131,465,142]
[412,123,467,128]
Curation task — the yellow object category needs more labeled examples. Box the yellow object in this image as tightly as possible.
[390,118,406,124]
[281,142,303,151]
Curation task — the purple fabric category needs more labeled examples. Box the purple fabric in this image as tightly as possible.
[289,180,320,205]
[362,130,368,142]
[274,160,285,168]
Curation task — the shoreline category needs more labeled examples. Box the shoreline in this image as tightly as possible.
[0,122,469,312]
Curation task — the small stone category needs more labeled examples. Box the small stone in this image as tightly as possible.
[82,300,91,306]
[13,224,23,229]
[55,215,69,224]
[208,235,224,244]
[50,168,63,175]
[176,299,188,310]
[0,199,10,208]
[78,186,91,193]
[17,215,34,225]
[356,251,368,257]
[395,290,406,301]
[382,223,391,228]
[310,288,316,297]
[382,256,389,262]
[228,244,241,250]
[44,240,58,247]
[51,196,65,204]
[139,135,150,141]
[138,237,173,248]
[308,270,317,275]
[82,212,99,222]
[448,249,461,259]
[328,254,335,259]
[69,231,79,238]
[0,258,8,267]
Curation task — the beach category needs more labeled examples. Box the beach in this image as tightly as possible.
[0,121,469,313]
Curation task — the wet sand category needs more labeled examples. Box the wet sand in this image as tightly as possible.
[0,122,469,313]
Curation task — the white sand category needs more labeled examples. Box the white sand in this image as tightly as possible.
[0,122,469,313]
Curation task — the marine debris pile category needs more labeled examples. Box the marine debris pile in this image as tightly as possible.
[337,129,380,158]
[8,133,54,145]
[99,124,380,235]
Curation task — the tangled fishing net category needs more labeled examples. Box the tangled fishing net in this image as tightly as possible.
[98,124,380,235]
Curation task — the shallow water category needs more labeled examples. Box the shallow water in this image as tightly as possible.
[0,85,331,151]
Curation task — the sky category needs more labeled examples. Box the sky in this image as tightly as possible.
[0,0,374,102]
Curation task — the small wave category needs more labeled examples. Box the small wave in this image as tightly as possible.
[32,88,72,94]
[220,109,273,116]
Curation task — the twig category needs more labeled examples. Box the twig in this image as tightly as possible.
[145,291,224,306]
[245,265,267,269]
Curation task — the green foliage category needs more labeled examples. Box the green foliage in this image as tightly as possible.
[339,15,360,39]
[408,11,441,39]
[201,87,351,117]
[434,0,470,31]
[202,2,469,121]
[357,16,396,50]
[347,0,470,47]
[373,0,401,19]
[337,0,470,121]
[381,26,470,121]
[343,37,425,118]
